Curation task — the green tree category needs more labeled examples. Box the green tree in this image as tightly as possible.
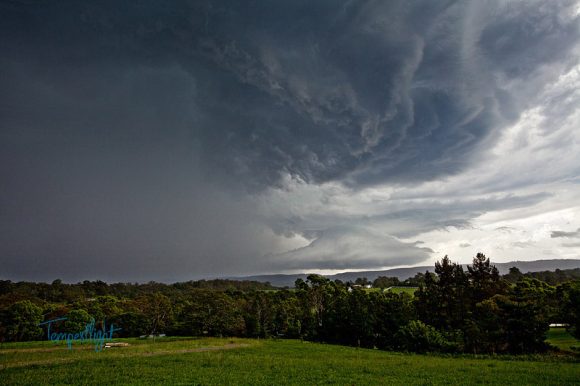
[354,277,370,286]
[466,279,552,354]
[64,309,93,333]
[244,291,274,338]
[306,274,331,331]
[416,256,468,332]
[504,267,524,283]
[185,290,245,337]
[346,288,373,347]
[85,295,122,322]
[136,293,173,336]
[271,292,302,338]
[110,312,148,337]
[558,280,580,339]
[371,292,413,350]
[4,300,43,341]
[467,253,505,303]
[372,276,400,289]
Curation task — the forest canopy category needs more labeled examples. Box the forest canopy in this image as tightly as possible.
[1,254,578,355]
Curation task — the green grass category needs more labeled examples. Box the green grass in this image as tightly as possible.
[1,338,579,385]
[363,288,383,293]
[386,286,419,296]
[546,327,580,353]
[362,286,418,295]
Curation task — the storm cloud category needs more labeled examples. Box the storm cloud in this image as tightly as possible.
[1,1,579,281]
[551,228,580,238]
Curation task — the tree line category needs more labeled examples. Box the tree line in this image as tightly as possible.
[1,253,578,354]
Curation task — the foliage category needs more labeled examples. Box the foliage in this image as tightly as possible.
[415,254,553,354]
[372,276,401,288]
[558,280,580,339]
[504,267,524,283]
[1,300,43,342]
[63,309,93,333]
[395,320,454,353]
[182,290,245,337]
[514,268,580,286]
[0,254,578,357]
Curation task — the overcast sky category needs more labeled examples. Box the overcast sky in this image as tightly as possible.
[1,0,580,282]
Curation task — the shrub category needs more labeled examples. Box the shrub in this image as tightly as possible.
[395,320,455,353]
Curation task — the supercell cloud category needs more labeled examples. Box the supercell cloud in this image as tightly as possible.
[1,0,579,281]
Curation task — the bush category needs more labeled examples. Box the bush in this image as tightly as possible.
[395,320,455,353]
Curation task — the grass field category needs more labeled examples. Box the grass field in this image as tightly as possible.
[1,336,579,385]
[546,327,580,353]
[360,287,418,296]
[385,286,419,296]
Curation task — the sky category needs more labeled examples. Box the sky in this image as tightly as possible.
[1,0,580,283]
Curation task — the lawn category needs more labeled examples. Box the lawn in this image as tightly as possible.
[1,337,579,385]
[385,286,419,296]
[546,327,580,353]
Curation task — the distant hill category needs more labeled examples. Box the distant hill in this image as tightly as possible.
[229,259,580,288]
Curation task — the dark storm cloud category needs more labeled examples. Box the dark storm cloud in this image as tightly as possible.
[1,0,578,280]
[551,228,580,238]
[0,62,281,281]
[2,1,577,190]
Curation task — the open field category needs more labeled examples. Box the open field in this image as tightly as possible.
[546,327,580,353]
[385,286,419,296]
[1,337,579,385]
[360,286,419,296]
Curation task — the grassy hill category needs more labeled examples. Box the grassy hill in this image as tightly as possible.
[1,336,578,385]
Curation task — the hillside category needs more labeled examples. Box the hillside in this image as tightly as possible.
[231,259,580,288]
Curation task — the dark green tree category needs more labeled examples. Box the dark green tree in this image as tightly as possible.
[3,300,43,341]
[504,267,524,283]
[135,293,173,336]
[558,280,580,339]
[372,276,400,289]
[185,290,245,337]
[63,309,93,333]
[467,253,505,303]
[416,256,468,332]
